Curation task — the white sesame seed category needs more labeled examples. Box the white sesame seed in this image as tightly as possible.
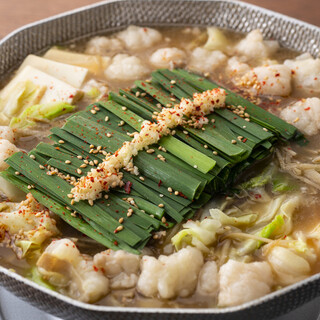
[204,144,208,149]
[158,203,164,208]
[122,107,127,111]
[231,139,237,144]
[116,225,124,232]
[39,165,45,170]
[80,164,87,168]
[65,160,71,164]
[174,191,179,195]
[88,200,94,206]
[213,151,218,155]
[59,140,65,144]
[107,133,112,138]
[263,127,268,132]
[90,109,96,114]
[67,194,73,199]
[159,194,164,198]
[77,155,83,159]
[161,217,166,223]
[105,116,109,122]
[139,176,145,181]
[15,171,20,175]
[29,155,35,159]
[119,217,124,224]
[77,169,82,174]
[168,187,173,192]
[170,80,176,84]
[183,130,188,135]
[194,165,198,168]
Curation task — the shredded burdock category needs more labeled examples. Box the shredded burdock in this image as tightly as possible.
[70,88,226,202]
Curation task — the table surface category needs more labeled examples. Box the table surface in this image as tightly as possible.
[0,0,319,39]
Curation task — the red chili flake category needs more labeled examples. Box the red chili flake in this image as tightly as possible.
[124,181,132,194]
[243,138,247,143]
[93,265,98,272]
[113,241,118,246]
[291,70,295,75]
[275,73,280,77]
[304,107,311,111]
[254,193,262,199]
[178,192,188,199]
[158,180,162,187]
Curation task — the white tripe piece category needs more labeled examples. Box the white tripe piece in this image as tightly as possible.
[189,47,227,73]
[85,37,124,55]
[137,246,204,299]
[37,238,109,303]
[105,54,149,81]
[234,29,279,60]
[280,98,320,136]
[0,139,19,171]
[240,64,292,96]
[218,259,273,307]
[93,250,140,290]
[226,56,250,80]
[71,88,226,202]
[284,53,320,96]
[196,261,219,296]
[149,48,187,69]
[116,25,162,51]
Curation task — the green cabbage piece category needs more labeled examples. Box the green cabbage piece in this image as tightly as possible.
[203,27,229,51]
[85,87,101,99]
[171,219,221,253]
[0,80,46,118]
[209,208,257,226]
[28,267,55,290]
[239,164,297,193]
[237,214,285,255]
[259,215,285,244]
[10,102,75,128]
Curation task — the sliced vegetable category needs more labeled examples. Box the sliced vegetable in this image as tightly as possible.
[10,102,75,128]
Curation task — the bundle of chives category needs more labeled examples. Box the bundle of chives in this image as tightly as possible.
[1,69,302,253]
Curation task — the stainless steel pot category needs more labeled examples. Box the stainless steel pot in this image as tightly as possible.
[0,1,319,319]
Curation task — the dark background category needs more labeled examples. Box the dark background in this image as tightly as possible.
[0,0,319,38]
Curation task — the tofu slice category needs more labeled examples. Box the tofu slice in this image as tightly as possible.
[44,48,111,75]
[18,55,89,88]
[0,66,83,105]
